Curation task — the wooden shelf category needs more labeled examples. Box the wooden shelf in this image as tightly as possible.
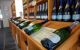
[36,0,48,5]
[27,21,80,50]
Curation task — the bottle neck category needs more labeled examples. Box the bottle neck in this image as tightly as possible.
[69,21,79,31]
[40,19,48,25]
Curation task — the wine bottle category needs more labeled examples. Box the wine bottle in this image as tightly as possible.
[45,2,48,19]
[12,17,21,20]
[41,21,79,50]
[40,4,43,19]
[72,0,80,21]
[39,4,42,19]
[11,17,21,22]
[41,3,45,19]
[36,5,40,19]
[52,0,57,20]
[63,0,71,21]
[23,20,48,35]
[18,20,31,29]
[14,19,25,26]
[57,0,63,21]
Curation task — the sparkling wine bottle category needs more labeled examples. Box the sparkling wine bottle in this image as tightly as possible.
[63,0,71,21]
[52,0,57,20]
[57,0,63,21]
[23,20,48,35]
[45,2,48,19]
[36,5,40,19]
[72,0,80,21]
[41,21,79,50]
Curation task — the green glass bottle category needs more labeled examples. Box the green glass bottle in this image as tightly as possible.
[18,20,31,29]
[41,21,79,50]
[23,20,48,35]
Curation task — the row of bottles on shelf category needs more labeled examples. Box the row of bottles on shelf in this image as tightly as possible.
[10,17,80,50]
[11,17,48,34]
[36,2,48,20]
[52,0,80,22]
[29,8,34,17]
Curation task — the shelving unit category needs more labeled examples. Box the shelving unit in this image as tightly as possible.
[10,0,80,50]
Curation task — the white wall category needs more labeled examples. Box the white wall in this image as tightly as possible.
[0,0,12,27]
[15,0,24,19]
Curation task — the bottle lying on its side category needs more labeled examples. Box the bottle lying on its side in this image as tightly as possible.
[41,21,80,50]
[23,19,48,35]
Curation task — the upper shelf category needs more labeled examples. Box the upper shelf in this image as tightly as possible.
[36,0,48,5]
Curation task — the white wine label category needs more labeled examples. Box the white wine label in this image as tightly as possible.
[43,15,47,19]
[63,15,70,21]
[72,14,80,21]
[28,26,34,31]
[14,21,19,24]
[31,27,56,44]
[20,23,24,26]
[45,15,48,19]
[36,16,40,18]
[57,15,63,20]
[52,15,57,20]
[27,23,34,31]
[25,20,29,22]
[48,33,60,43]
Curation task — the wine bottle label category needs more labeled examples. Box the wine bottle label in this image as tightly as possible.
[26,23,34,31]
[22,22,34,30]
[19,20,28,26]
[63,15,70,21]
[72,14,80,21]
[14,21,19,24]
[20,23,24,26]
[48,33,60,43]
[52,15,56,20]
[57,15,63,20]
[43,15,47,19]
[36,16,40,18]
[31,27,57,43]
[45,15,48,19]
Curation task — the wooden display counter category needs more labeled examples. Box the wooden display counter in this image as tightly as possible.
[9,21,80,50]
[27,21,80,50]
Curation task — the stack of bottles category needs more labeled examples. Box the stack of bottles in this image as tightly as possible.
[36,2,48,20]
[52,0,80,22]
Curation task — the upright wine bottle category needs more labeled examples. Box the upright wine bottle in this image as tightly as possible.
[23,20,48,35]
[41,21,79,50]
[52,0,57,20]
[45,2,48,19]
[72,0,80,21]
[57,0,63,21]
[41,3,45,19]
[36,5,40,19]
[63,0,71,21]
[40,4,43,19]
[39,4,42,19]
[18,20,31,29]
